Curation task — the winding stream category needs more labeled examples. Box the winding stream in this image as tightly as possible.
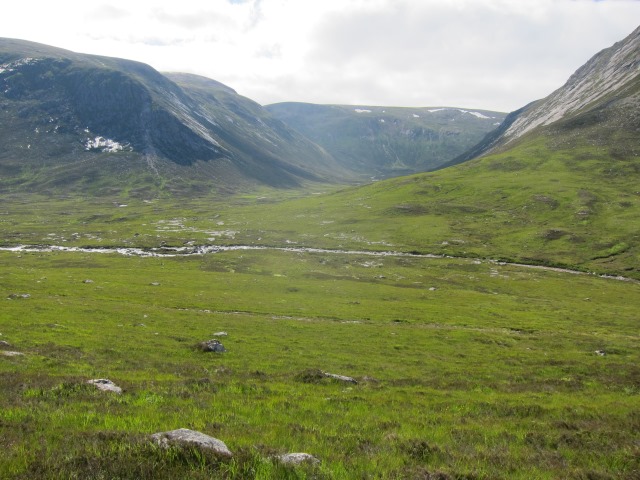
[0,244,636,283]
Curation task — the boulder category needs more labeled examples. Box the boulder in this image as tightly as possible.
[87,378,122,394]
[323,372,358,384]
[150,428,232,458]
[277,452,320,465]
[199,339,226,352]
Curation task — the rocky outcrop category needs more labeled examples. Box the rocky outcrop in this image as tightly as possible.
[7,293,30,299]
[150,428,233,458]
[198,339,226,352]
[323,372,358,384]
[87,378,122,394]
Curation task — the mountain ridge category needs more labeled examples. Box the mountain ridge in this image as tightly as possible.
[0,38,346,194]
[451,25,640,162]
[266,102,506,179]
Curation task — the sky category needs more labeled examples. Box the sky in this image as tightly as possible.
[2,0,639,112]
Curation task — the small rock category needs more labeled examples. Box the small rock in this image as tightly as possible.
[428,287,437,291]
[7,293,30,299]
[87,378,122,394]
[277,452,320,466]
[323,372,358,384]
[150,282,161,286]
[0,340,11,347]
[150,428,232,458]
[199,339,226,352]
[595,350,606,356]
[213,332,228,337]
[2,351,24,357]
[82,279,94,284]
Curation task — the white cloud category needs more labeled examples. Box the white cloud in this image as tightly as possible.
[1,0,639,111]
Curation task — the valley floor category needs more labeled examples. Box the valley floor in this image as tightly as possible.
[1,245,638,479]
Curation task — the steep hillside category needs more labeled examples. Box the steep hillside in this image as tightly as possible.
[451,25,640,163]
[0,38,345,195]
[266,102,505,178]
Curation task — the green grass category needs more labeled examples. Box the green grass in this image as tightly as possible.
[5,132,636,278]
[1,249,638,479]
[1,125,639,478]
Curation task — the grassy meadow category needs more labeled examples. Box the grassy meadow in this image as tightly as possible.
[1,246,638,479]
[1,132,639,478]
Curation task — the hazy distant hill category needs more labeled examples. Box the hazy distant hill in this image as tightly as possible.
[0,38,346,195]
[266,102,506,179]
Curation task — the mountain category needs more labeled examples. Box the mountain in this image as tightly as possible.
[266,102,506,179]
[0,38,345,195]
[450,25,640,165]
[254,26,640,277]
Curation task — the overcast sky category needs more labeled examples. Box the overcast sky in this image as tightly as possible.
[2,0,639,112]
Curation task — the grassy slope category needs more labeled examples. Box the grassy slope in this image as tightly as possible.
[198,132,639,279]
[3,129,638,279]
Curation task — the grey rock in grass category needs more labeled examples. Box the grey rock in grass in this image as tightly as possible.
[277,452,320,465]
[150,428,232,458]
[87,378,122,394]
[595,350,606,356]
[199,339,226,352]
[0,340,11,347]
[2,351,24,357]
[82,279,94,284]
[323,371,358,384]
[7,293,30,299]
[213,331,228,337]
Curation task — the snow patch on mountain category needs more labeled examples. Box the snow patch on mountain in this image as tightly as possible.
[427,108,491,119]
[458,109,491,119]
[0,57,39,74]
[354,109,372,113]
[85,136,130,153]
